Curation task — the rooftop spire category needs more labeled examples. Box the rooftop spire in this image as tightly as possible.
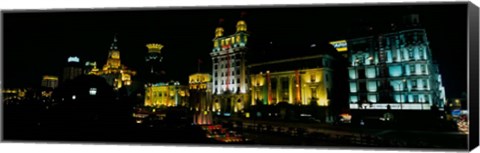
[110,33,119,50]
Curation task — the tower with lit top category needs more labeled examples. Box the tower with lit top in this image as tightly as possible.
[210,17,249,116]
[90,34,136,90]
[145,43,165,84]
[63,56,83,82]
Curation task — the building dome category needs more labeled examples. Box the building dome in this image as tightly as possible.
[236,20,247,32]
[215,27,224,38]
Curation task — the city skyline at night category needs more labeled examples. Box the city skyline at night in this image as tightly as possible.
[2,3,476,150]
[3,4,467,98]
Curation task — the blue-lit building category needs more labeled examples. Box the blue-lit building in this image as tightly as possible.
[346,28,446,111]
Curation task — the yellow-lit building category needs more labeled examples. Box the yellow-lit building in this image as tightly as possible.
[248,55,334,107]
[189,73,213,125]
[144,81,189,107]
[88,35,136,90]
[41,75,59,89]
[2,88,28,101]
[189,73,212,90]
[210,19,249,116]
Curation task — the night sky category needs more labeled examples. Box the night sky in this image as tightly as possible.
[3,3,468,98]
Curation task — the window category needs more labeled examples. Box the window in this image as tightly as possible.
[422,79,428,88]
[410,65,415,74]
[214,65,218,69]
[232,71,235,75]
[237,78,240,83]
[420,64,427,74]
[408,48,414,60]
[215,81,217,85]
[411,80,417,89]
[222,80,224,85]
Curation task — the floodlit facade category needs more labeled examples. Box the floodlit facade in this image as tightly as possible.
[189,73,213,125]
[89,35,136,90]
[41,75,59,89]
[210,20,249,115]
[347,29,446,110]
[248,55,334,106]
[144,81,189,107]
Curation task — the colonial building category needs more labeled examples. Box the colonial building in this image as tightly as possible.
[144,81,189,107]
[89,35,136,90]
[346,28,446,111]
[248,55,334,106]
[210,19,249,115]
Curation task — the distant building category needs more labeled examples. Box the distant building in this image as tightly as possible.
[346,20,446,111]
[144,81,189,107]
[89,35,136,90]
[84,61,99,75]
[210,19,249,115]
[329,40,349,58]
[248,55,334,106]
[2,88,28,102]
[63,56,83,82]
[41,75,59,89]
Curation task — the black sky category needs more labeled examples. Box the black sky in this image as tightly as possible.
[3,3,468,98]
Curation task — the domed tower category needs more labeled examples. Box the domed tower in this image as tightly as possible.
[236,20,247,32]
[210,15,250,116]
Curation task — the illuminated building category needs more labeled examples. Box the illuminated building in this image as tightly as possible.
[144,81,189,107]
[145,43,165,83]
[210,19,249,115]
[2,88,28,102]
[63,56,83,82]
[248,55,334,106]
[89,35,136,90]
[189,73,213,125]
[41,75,59,89]
[346,26,446,111]
[84,61,99,75]
[329,40,349,58]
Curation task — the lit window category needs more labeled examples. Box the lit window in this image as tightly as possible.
[72,95,76,100]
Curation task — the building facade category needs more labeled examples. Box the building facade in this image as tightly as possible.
[89,35,136,90]
[248,55,334,106]
[41,75,59,89]
[63,56,83,82]
[189,73,213,125]
[347,29,446,111]
[210,20,249,115]
[144,81,189,107]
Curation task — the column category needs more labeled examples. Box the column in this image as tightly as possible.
[276,77,281,103]
[289,76,294,104]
